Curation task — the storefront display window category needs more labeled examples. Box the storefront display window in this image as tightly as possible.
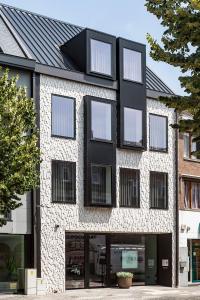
[0,235,24,292]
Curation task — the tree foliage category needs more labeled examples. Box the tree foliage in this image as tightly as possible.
[0,68,40,226]
[146,0,200,149]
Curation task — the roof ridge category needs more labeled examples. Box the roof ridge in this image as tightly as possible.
[0,2,83,30]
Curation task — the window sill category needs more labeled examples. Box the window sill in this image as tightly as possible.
[84,203,115,208]
[150,148,168,154]
[119,206,140,209]
[90,138,113,144]
[180,208,200,212]
[150,207,168,210]
[119,143,146,152]
[51,134,76,141]
[52,201,76,205]
[183,157,200,164]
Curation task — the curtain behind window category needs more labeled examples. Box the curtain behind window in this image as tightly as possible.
[123,48,142,82]
[91,101,111,141]
[150,172,168,209]
[52,96,74,138]
[150,115,167,151]
[91,39,111,75]
[124,108,142,146]
[192,182,200,209]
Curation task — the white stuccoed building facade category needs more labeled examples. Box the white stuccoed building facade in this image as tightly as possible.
[39,75,176,293]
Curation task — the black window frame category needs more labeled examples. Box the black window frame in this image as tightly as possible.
[150,171,168,210]
[90,163,113,207]
[51,160,76,204]
[51,94,76,140]
[123,106,144,148]
[90,98,114,143]
[123,47,143,84]
[119,168,140,208]
[86,30,116,80]
[149,113,168,153]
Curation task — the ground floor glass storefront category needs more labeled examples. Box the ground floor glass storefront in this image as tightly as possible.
[0,235,24,292]
[65,233,165,289]
[188,239,200,283]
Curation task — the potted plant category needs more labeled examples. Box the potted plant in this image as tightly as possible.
[116,272,133,289]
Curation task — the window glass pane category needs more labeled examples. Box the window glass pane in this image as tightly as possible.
[124,108,143,146]
[150,172,168,209]
[184,181,190,208]
[91,39,112,76]
[91,165,112,205]
[123,48,142,82]
[52,95,74,138]
[120,168,140,207]
[91,101,111,141]
[191,182,200,209]
[52,161,75,203]
[183,133,190,158]
[150,115,167,151]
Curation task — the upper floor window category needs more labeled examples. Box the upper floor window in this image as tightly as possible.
[149,114,167,152]
[91,164,112,206]
[120,168,140,208]
[52,95,75,139]
[150,172,168,209]
[124,107,143,147]
[183,133,200,160]
[123,48,142,83]
[90,39,112,76]
[184,180,200,209]
[52,160,76,203]
[91,100,112,141]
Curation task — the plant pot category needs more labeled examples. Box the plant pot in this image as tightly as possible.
[117,277,132,289]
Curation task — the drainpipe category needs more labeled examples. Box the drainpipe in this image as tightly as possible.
[175,109,179,287]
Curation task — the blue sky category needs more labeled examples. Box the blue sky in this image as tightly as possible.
[1,0,184,95]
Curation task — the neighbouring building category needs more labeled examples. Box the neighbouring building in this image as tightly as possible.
[179,114,200,286]
[0,3,178,294]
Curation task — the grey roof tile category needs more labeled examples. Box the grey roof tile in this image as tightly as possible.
[0,3,174,95]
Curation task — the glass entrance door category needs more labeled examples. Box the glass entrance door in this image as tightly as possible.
[192,240,200,282]
[88,234,106,287]
[65,233,85,289]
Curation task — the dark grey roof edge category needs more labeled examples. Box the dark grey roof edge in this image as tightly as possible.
[0,2,83,30]
[146,66,175,95]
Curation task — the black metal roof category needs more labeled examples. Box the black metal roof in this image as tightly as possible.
[0,3,174,95]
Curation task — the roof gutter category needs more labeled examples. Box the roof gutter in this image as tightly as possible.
[0,53,36,70]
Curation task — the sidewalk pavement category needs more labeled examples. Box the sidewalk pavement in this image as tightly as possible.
[1,286,200,300]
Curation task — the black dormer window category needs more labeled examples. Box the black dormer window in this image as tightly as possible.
[90,39,112,76]
[0,47,3,53]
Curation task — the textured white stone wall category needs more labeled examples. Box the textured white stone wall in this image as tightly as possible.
[40,75,176,293]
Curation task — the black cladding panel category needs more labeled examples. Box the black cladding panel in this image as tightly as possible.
[117,38,147,150]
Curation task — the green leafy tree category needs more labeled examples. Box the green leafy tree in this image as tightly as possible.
[0,68,40,226]
[146,0,200,152]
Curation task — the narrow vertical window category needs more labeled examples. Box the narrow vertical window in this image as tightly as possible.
[124,107,143,146]
[123,48,142,82]
[91,101,112,141]
[52,95,75,138]
[149,114,167,151]
[52,161,76,203]
[183,133,190,158]
[120,168,140,207]
[90,39,112,76]
[91,165,112,205]
[150,172,168,209]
